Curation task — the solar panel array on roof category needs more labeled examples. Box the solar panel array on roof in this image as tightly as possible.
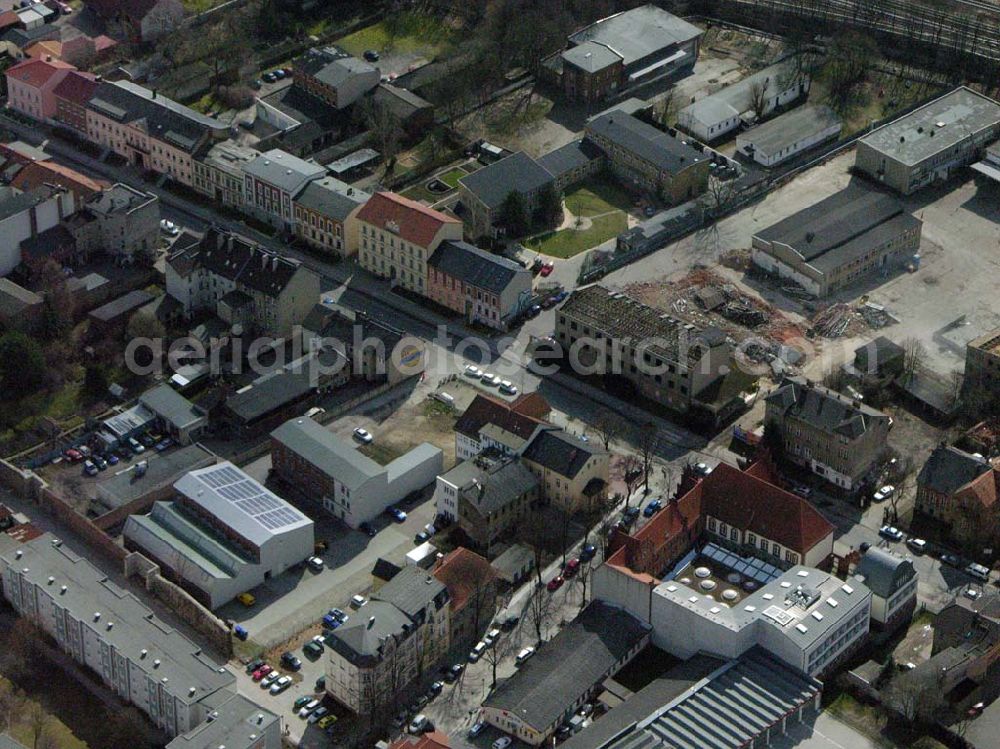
[194,464,306,532]
[700,543,783,585]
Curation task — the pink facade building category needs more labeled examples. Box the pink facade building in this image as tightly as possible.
[5,57,75,121]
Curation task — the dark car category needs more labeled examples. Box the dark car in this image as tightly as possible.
[245,658,265,674]
[280,652,301,671]
[363,49,380,62]
[315,675,326,691]
[262,72,277,83]
[139,433,155,448]
[500,613,520,631]
[415,530,431,544]
[643,499,662,517]
[580,544,597,562]
[359,522,377,537]
[443,663,464,683]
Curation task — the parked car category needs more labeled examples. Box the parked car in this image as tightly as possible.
[359,521,376,537]
[350,594,367,608]
[564,559,580,578]
[307,556,324,572]
[317,714,337,729]
[643,499,663,517]
[444,663,464,683]
[246,658,265,674]
[493,738,512,749]
[792,485,812,499]
[578,703,594,717]
[879,525,904,542]
[91,455,106,472]
[408,714,429,734]
[128,437,145,454]
[353,427,373,444]
[314,675,326,692]
[391,713,407,729]
[63,448,83,462]
[965,587,983,600]
[388,507,407,522]
[139,433,156,448]
[907,538,927,553]
[464,365,482,378]
[322,614,340,629]
[329,608,347,622]
[154,438,174,452]
[269,676,292,694]
[308,707,328,724]
[874,485,895,502]
[428,681,443,697]
[580,544,597,562]
[468,721,486,738]
[694,462,714,476]
[105,453,119,466]
[499,613,520,631]
[941,552,962,567]
[260,672,280,689]
[481,373,501,386]
[622,506,640,525]
[237,592,255,607]
[966,562,991,581]
[262,72,277,82]
[272,69,286,80]
[159,219,179,236]
[469,641,487,662]
[539,262,554,277]
[547,575,565,592]
[363,49,380,61]
[499,380,518,395]
[280,652,301,671]
[83,460,98,477]
[484,628,501,645]
[293,696,312,711]
[299,699,320,718]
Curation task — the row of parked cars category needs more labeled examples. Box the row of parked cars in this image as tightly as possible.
[464,365,520,395]
[64,432,174,477]
[875,528,992,581]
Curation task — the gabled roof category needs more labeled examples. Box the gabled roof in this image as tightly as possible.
[699,462,834,555]
[454,393,550,441]
[373,564,448,622]
[326,599,412,667]
[4,56,72,89]
[242,148,325,195]
[568,5,702,67]
[270,416,383,492]
[355,191,459,248]
[428,240,528,295]
[586,111,705,175]
[765,377,890,439]
[520,427,603,479]
[432,547,497,613]
[51,69,98,105]
[955,469,1000,511]
[458,151,554,210]
[293,175,368,221]
[918,444,991,496]
[439,455,539,516]
[10,160,106,198]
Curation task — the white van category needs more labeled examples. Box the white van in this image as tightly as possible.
[966,562,990,582]
[432,392,455,407]
[515,646,535,665]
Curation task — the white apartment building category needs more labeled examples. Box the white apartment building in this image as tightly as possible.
[0,533,237,738]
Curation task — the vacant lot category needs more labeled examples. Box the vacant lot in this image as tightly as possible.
[336,12,455,67]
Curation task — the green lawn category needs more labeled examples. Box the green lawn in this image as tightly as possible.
[182,0,226,12]
[360,442,405,466]
[438,167,466,189]
[525,212,628,258]
[564,180,633,217]
[336,13,455,59]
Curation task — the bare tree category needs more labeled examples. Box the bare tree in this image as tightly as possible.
[883,670,945,724]
[556,508,576,567]
[518,510,550,587]
[594,410,626,451]
[25,701,47,749]
[453,556,498,646]
[0,682,22,732]
[3,618,41,680]
[651,89,678,128]
[636,422,659,496]
[35,728,59,749]
[748,78,771,120]
[902,337,926,382]
[524,585,554,646]
[704,177,737,215]
[621,455,643,507]
[481,630,513,692]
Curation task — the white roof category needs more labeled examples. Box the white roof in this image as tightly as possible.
[174,462,311,547]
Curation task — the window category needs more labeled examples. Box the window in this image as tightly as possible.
[747,533,756,545]
[772,542,781,556]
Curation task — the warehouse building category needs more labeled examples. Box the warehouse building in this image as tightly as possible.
[737,104,842,167]
[855,86,1000,194]
[123,462,314,609]
[751,184,922,297]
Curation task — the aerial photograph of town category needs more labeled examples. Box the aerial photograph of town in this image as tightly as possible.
[3,0,1000,748]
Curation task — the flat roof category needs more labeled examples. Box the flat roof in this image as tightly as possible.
[95,444,216,512]
[739,104,842,157]
[0,533,235,706]
[860,86,1000,166]
[139,384,205,430]
[166,693,278,749]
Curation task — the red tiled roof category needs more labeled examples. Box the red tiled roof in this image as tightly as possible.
[5,58,73,89]
[93,35,118,52]
[389,731,450,749]
[11,161,107,199]
[454,393,550,440]
[432,547,496,612]
[355,191,459,248]
[52,70,98,106]
[24,40,63,60]
[510,392,551,420]
[698,462,834,555]
[955,469,1000,510]
[0,10,19,29]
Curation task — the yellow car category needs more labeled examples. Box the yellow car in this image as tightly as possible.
[317,714,338,729]
[237,593,255,607]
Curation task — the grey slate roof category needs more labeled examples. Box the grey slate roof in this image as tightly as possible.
[326,599,413,668]
[0,184,62,222]
[587,112,705,176]
[458,151,554,210]
[294,175,368,221]
[88,289,155,322]
[917,444,991,496]
[427,240,528,295]
[270,416,383,492]
[439,456,539,516]
[765,377,890,439]
[740,104,841,157]
[568,5,702,68]
[166,693,279,749]
[599,648,821,749]
[0,533,236,707]
[224,371,314,423]
[295,46,378,88]
[86,183,155,216]
[87,81,223,152]
[537,139,603,181]
[854,547,916,599]
[483,601,649,733]
[373,564,449,623]
[242,149,325,195]
[680,60,802,127]
[521,428,601,479]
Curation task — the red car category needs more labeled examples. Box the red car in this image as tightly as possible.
[564,558,580,578]
[547,575,564,592]
[63,448,83,462]
[252,665,272,681]
[539,262,554,277]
